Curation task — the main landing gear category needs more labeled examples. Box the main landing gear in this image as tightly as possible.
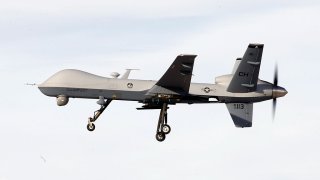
[87,98,112,131]
[155,103,171,142]
[86,97,171,142]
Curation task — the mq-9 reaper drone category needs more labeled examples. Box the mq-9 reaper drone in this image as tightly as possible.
[38,44,287,142]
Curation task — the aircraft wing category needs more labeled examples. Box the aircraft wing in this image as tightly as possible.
[226,103,253,127]
[146,54,197,96]
[227,44,264,93]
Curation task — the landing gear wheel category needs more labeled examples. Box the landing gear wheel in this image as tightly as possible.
[162,124,171,134]
[85,99,112,132]
[156,132,166,142]
[87,123,95,131]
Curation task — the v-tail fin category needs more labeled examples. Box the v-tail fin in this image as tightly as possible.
[227,44,264,93]
[226,103,253,128]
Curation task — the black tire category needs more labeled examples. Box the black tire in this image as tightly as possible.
[156,132,166,142]
[162,124,171,134]
[87,123,95,131]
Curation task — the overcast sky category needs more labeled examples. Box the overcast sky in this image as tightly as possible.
[1,0,320,180]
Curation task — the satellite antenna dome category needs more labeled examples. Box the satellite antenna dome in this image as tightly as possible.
[110,72,120,78]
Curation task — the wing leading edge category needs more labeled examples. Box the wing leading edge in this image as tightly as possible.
[146,54,197,96]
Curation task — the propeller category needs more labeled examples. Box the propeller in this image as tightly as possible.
[272,63,278,120]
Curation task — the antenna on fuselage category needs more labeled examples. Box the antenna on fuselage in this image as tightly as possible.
[25,83,37,86]
[121,69,139,79]
[110,69,139,79]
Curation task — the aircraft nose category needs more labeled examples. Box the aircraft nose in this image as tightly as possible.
[272,86,288,98]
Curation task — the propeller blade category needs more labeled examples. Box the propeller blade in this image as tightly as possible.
[274,63,278,87]
[272,98,277,121]
[272,63,278,121]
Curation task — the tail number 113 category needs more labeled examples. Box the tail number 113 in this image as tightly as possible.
[234,103,244,109]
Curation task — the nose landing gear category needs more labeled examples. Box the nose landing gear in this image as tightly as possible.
[87,98,112,131]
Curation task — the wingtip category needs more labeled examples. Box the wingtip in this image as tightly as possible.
[178,54,197,57]
[248,43,264,48]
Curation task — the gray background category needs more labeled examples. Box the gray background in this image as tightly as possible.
[1,0,319,179]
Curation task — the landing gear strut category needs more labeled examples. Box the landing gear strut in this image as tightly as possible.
[87,99,112,131]
[155,103,171,142]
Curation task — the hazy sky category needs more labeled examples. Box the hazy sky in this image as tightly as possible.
[1,0,320,179]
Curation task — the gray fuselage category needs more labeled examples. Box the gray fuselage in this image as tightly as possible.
[38,69,277,104]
